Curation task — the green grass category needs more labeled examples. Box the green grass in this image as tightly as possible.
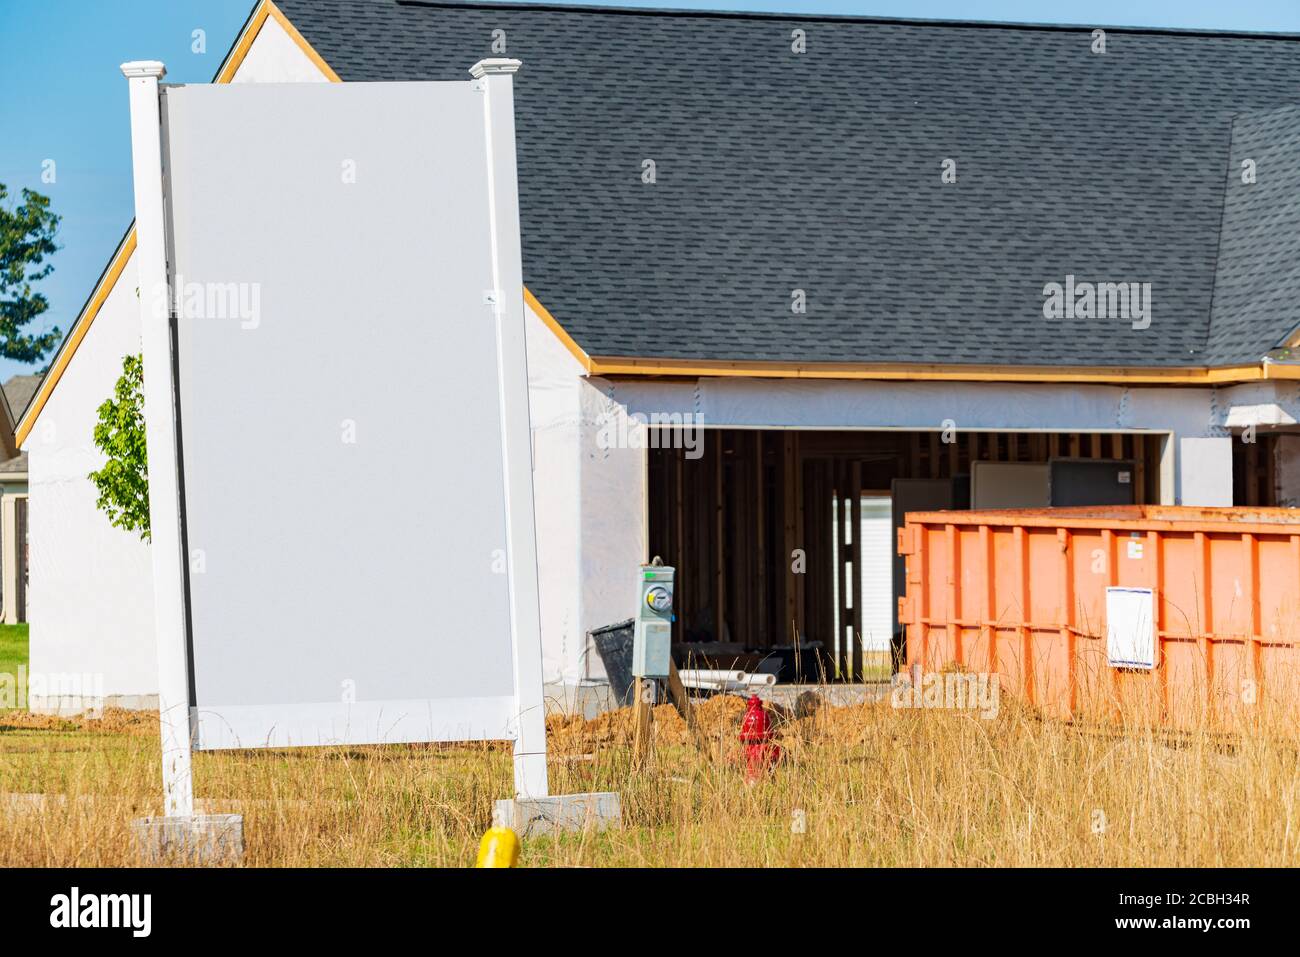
[0,623,27,687]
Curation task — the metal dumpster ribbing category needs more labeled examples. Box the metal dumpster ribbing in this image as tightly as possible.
[898,506,1300,726]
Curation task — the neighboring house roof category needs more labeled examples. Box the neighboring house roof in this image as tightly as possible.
[20,1,1300,445]
[1,374,43,460]
[3,375,43,426]
[276,0,1300,370]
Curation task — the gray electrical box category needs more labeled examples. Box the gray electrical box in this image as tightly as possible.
[633,564,674,678]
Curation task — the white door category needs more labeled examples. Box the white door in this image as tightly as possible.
[857,496,894,653]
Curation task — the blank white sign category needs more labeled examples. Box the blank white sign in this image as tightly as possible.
[161,82,520,749]
[1107,586,1156,669]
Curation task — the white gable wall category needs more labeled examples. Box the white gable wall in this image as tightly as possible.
[25,255,157,708]
[228,15,326,83]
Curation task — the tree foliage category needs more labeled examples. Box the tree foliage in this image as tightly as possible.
[89,354,150,541]
[0,183,62,363]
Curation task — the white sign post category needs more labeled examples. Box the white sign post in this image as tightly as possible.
[121,58,618,857]
[122,61,234,860]
[474,58,550,802]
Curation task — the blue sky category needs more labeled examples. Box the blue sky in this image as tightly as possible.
[4,0,1300,385]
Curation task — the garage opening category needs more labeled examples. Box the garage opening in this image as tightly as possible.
[646,428,1167,683]
[1233,432,1281,506]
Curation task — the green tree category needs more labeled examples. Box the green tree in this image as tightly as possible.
[0,183,62,363]
[88,354,150,540]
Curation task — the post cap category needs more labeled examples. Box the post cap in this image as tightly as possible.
[468,58,522,79]
[121,60,167,79]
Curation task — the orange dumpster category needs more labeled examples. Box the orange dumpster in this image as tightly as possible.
[898,506,1300,729]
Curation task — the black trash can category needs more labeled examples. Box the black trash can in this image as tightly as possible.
[588,618,636,707]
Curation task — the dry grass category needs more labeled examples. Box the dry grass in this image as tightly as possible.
[2,693,1299,867]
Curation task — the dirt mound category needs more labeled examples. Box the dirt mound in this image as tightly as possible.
[547,694,753,752]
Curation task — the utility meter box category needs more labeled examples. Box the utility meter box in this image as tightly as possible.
[633,564,674,678]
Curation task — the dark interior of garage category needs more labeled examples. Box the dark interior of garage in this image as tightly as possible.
[646,427,1193,682]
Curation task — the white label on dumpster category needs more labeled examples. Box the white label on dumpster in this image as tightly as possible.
[1107,586,1155,670]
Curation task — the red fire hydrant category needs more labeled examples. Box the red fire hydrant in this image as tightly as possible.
[739,694,780,781]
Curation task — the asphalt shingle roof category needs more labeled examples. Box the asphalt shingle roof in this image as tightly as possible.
[3,375,42,424]
[275,0,1300,368]
[0,452,27,475]
[1206,103,1300,364]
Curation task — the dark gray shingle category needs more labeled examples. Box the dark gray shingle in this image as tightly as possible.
[3,375,42,424]
[1206,103,1300,364]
